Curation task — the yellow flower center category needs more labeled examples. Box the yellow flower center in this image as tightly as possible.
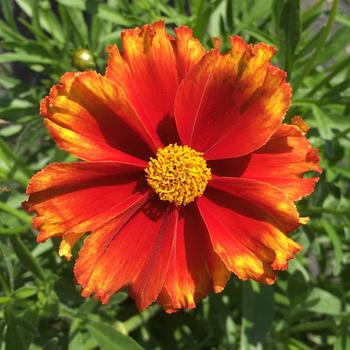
[145,144,211,206]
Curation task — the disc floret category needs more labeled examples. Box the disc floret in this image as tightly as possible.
[145,144,211,206]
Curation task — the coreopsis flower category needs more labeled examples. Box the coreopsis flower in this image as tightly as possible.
[24,21,321,312]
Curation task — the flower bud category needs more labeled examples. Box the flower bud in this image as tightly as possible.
[72,48,94,70]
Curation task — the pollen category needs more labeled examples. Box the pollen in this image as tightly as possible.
[145,144,211,206]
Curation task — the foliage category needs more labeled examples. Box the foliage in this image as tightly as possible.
[0,0,350,349]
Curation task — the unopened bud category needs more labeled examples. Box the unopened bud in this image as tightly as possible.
[72,48,94,70]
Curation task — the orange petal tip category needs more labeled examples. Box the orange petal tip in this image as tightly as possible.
[300,216,310,225]
[292,116,310,134]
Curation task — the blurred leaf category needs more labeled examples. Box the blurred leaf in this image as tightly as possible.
[9,235,45,281]
[293,0,340,91]
[56,0,134,26]
[304,288,342,315]
[321,219,343,275]
[87,320,145,350]
[336,13,350,27]
[241,282,274,350]
[273,0,301,76]
[311,105,333,139]
[0,52,55,64]
[4,307,26,350]
[43,337,59,350]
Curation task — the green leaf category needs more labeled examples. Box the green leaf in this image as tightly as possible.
[66,8,89,46]
[303,288,342,315]
[306,57,350,97]
[1,0,18,31]
[335,13,350,27]
[293,0,340,91]
[289,320,335,334]
[323,77,350,99]
[240,282,274,350]
[274,0,301,77]
[87,320,145,350]
[13,286,37,299]
[56,0,134,26]
[0,52,55,64]
[311,105,333,139]
[43,338,59,350]
[9,235,45,281]
[4,307,26,350]
[321,219,343,275]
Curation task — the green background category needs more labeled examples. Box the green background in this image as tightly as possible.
[0,0,350,349]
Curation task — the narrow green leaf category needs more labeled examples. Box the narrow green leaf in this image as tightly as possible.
[301,0,325,28]
[274,0,301,77]
[226,0,234,31]
[0,52,55,64]
[87,320,145,350]
[289,320,335,333]
[0,224,30,236]
[335,13,350,27]
[323,77,350,99]
[39,4,65,43]
[1,0,18,31]
[175,0,185,13]
[307,57,350,97]
[0,202,31,224]
[4,307,26,350]
[311,105,333,139]
[56,0,133,26]
[322,219,343,275]
[193,0,210,40]
[0,20,26,42]
[293,0,340,91]
[30,0,45,38]
[240,282,274,350]
[66,7,89,46]
[288,338,313,350]
[9,235,45,281]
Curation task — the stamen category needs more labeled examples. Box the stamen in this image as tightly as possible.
[145,144,211,206]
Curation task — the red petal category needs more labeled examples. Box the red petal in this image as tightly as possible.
[209,124,321,200]
[74,198,170,304]
[157,204,230,313]
[197,177,302,283]
[41,71,157,164]
[175,36,291,159]
[174,26,206,79]
[106,21,179,146]
[24,162,148,256]
[129,206,178,310]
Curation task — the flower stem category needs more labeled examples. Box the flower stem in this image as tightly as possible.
[122,304,160,334]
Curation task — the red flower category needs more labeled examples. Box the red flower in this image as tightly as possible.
[24,21,321,312]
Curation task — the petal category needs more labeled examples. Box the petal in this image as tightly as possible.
[209,124,321,200]
[74,198,170,304]
[128,206,178,310]
[59,231,84,260]
[175,36,291,159]
[197,177,302,283]
[157,204,230,313]
[24,162,148,248]
[41,71,158,164]
[106,21,179,145]
[174,26,206,79]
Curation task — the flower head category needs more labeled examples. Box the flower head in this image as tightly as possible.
[24,21,321,312]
